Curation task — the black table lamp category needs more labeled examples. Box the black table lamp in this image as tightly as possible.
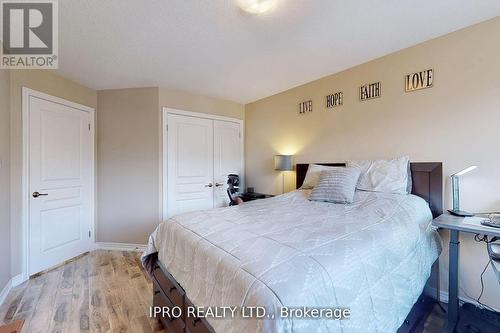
[448,166,477,217]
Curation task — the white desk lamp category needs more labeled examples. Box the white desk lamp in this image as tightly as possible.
[448,166,477,217]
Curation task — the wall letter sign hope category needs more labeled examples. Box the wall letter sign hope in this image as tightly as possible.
[326,92,343,108]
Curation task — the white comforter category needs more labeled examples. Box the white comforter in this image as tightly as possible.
[143,190,441,333]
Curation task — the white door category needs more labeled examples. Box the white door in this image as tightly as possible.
[167,114,214,217]
[213,120,242,208]
[28,95,93,275]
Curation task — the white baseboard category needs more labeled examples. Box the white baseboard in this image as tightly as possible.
[427,287,500,312]
[0,279,12,306]
[95,242,146,252]
[11,274,25,287]
[0,274,25,306]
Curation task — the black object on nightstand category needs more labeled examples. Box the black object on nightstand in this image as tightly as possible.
[239,192,274,202]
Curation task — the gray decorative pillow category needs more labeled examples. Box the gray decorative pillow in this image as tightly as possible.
[309,167,361,204]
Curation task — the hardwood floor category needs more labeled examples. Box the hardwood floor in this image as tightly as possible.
[0,250,165,333]
[422,304,446,333]
[0,250,446,333]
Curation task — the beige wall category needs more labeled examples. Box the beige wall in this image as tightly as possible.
[0,70,11,291]
[97,87,244,244]
[245,17,500,309]
[97,88,161,244]
[9,70,97,277]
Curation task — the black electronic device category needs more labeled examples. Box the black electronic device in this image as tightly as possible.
[227,174,240,206]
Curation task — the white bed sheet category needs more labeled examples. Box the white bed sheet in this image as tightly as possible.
[144,190,441,333]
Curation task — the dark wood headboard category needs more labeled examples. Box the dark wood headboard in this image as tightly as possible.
[296,162,443,218]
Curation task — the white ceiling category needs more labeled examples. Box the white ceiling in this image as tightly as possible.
[58,1,500,104]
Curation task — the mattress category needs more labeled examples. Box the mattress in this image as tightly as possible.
[142,190,441,333]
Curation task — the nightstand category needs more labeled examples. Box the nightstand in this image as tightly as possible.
[238,192,274,202]
[432,213,500,332]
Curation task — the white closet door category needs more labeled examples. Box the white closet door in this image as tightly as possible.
[213,120,242,208]
[167,114,214,217]
[29,96,93,275]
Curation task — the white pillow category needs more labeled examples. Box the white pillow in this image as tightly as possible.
[309,167,361,204]
[346,156,410,194]
[301,164,338,189]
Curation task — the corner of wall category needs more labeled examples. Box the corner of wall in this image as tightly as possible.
[0,69,12,292]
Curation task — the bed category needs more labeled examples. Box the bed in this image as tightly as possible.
[142,162,443,333]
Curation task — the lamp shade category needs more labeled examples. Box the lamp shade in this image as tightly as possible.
[274,155,293,171]
[452,165,477,177]
[449,165,478,217]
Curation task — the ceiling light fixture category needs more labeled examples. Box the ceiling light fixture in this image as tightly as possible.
[236,0,279,14]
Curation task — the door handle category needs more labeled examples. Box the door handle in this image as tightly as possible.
[215,183,224,187]
[32,191,48,198]
[204,183,213,188]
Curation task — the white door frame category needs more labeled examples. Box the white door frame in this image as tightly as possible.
[161,107,244,220]
[21,87,96,282]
